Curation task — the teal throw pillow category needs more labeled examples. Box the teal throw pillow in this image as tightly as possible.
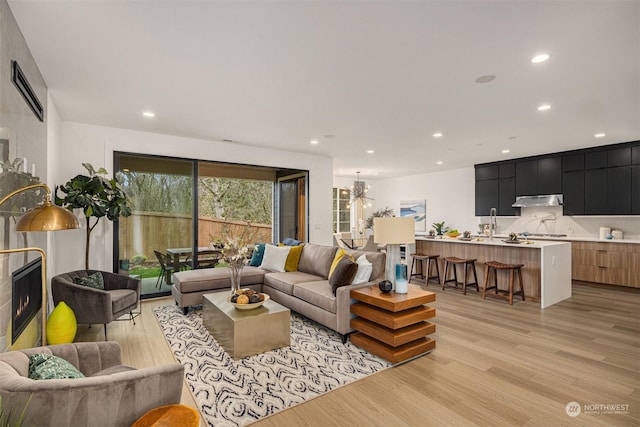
[72,272,104,290]
[28,353,86,380]
[249,244,266,267]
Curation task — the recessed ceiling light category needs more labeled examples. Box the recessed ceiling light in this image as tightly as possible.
[433,132,443,138]
[502,149,510,154]
[436,161,443,165]
[142,111,155,118]
[366,150,375,154]
[475,75,496,84]
[594,133,606,138]
[531,53,551,63]
[310,140,319,145]
[537,104,551,111]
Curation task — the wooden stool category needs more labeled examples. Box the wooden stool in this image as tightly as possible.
[442,257,479,295]
[482,261,525,305]
[409,253,440,286]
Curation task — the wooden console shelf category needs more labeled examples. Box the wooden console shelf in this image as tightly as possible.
[350,285,436,364]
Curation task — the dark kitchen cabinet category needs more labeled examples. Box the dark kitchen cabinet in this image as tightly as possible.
[499,162,515,178]
[632,146,640,165]
[498,177,517,216]
[563,153,584,172]
[515,159,538,196]
[537,157,562,194]
[585,169,608,214]
[607,166,632,214]
[562,171,585,215]
[608,147,631,167]
[475,179,498,216]
[633,165,640,214]
[475,164,498,181]
[585,151,607,169]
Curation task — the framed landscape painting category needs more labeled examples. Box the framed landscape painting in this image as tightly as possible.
[400,200,426,233]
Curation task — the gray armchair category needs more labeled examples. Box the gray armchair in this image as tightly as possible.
[51,270,141,340]
[0,341,184,427]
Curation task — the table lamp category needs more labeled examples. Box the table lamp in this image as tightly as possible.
[1,183,79,345]
[373,216,415,293]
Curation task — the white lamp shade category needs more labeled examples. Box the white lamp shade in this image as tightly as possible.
[373,217,415,244]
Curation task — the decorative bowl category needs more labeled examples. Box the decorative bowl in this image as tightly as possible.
[227,293,270,310]
[446,232,461,238]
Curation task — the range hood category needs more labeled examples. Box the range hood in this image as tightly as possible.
[512,194,563,208]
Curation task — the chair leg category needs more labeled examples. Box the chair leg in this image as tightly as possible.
[509,269,515,305]
[104,324,108,341]
[130,311,136,325]
[482,265,490,299]
[518,267,525,301]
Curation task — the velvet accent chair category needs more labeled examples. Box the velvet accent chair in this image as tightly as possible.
[0,341,184,427]
[51,270,140,340]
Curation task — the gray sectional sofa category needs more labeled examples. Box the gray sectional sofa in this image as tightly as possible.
[172,243,385,339]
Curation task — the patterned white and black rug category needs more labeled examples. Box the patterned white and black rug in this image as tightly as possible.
[153,305,390,427]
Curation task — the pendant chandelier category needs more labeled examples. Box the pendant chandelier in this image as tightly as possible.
[344,172,373,208]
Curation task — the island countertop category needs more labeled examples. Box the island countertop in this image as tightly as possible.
[414,237,572,308]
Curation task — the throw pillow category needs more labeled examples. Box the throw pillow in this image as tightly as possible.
[329,248,352,279]
[72,272,104,290]
[28,353,86,380]
[249,243,266,267]
[284,244,304,272]
[259,244,291,272]
[282,237,303,246]
[329,256,358,295]
[352,254,374,285]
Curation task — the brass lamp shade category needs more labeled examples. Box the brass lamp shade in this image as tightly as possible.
[15,199,79,231]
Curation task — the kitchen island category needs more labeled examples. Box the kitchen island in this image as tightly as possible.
[415,237,572,308]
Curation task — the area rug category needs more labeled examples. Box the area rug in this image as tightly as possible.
[153,305,390,427]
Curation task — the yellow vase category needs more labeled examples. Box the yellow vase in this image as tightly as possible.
[46,301,77,344]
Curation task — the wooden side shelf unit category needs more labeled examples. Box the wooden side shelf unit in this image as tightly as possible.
[350,284,436,364]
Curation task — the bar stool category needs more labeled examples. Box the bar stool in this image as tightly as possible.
[409,253,440,286]
[442,257,479,295]
[482,261,525,305]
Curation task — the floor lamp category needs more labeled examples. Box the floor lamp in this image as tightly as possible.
[0,183,79,345]
[373,216,415,293]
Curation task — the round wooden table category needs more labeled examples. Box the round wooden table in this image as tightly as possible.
[132,404,200,427]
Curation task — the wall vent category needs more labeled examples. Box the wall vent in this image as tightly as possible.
[11,60,44,122]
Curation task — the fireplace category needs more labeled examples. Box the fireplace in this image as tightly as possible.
[11,257,42,344]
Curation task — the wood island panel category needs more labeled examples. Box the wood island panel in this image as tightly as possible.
[416,239,542,301]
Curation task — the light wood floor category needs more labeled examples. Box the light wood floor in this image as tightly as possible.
[76,282,639,426]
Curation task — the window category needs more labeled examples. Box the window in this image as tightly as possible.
[332,188,351,233]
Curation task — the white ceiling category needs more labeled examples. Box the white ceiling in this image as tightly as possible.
[8,1,640,179]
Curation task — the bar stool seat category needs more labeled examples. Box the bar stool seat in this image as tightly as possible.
[409,253,440,286]
[442,257,479,295]
[482,261,525,305]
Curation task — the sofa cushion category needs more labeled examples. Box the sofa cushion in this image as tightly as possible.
[174,266,267,293]
[264,271,324,295]
[72,272,104,290]
[352,254,374,285]
[344,249,386,282]
[293,281,337,314]
[260,244,290,272]
[282,237,303,246]
[329,248,352,279]
[297,244,337,278]
[91,365,137,376]
[109,289,138,314]
[329,256,358,295]
[249,243,266,266]
[284,244,304,272]
[28,353,85,380]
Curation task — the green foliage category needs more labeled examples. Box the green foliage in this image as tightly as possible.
[365,207,395,229]
[130,254,147,266]
[0,394,31,427]
[432,221,449,235]
[199,177,272,224]
[0,158,43,215]
[55,163,132,269]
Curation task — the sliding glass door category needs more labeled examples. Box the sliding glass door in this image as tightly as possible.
[115,154,194,298]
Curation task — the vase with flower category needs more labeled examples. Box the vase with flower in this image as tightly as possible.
[217,224,254,294]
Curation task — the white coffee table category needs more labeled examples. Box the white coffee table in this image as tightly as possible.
[202,292,290,359]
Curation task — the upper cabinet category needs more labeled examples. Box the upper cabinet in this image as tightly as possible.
[475,141,639,216]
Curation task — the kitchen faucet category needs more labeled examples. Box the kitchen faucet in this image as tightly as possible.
[489,207,497,240]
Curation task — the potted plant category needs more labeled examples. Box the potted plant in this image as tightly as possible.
[432,221,449,236]
[55,163,131,269]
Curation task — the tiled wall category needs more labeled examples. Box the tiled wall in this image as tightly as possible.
[0,0,48,352]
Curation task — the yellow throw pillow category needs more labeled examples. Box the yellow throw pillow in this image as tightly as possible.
[329,248,353,279]
[285,244,304,272]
